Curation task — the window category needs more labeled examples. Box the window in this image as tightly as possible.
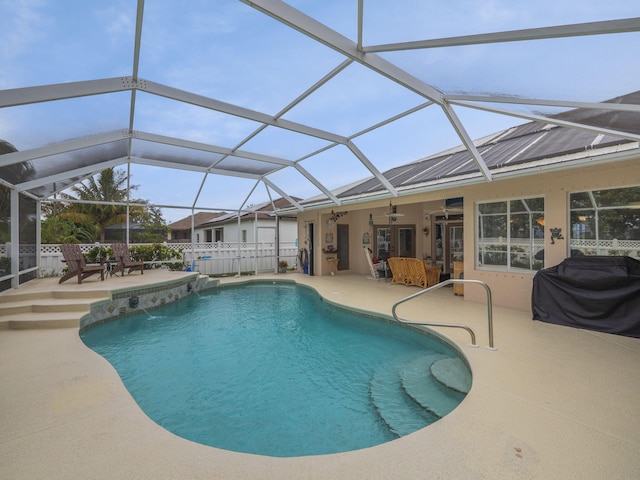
[477,197,544,272]
[570,185,640,257]
[242,229,247,242]
[214,228,224,242]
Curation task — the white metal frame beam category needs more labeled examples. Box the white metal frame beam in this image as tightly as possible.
[240,0,492,182]
[446,95,640,113]
[365,17,640,52]
[15,158,126,192]
[0,77,131,108]
[134,131,296,168]
[450,101,640,142]
[0,130,129,167]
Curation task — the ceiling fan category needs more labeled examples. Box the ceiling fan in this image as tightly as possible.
[426,200,463,220]
[368,202,405,226]
[384,202,404,222]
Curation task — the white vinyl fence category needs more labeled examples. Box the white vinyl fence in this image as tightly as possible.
[31,242,299,277]
[181,242,299,275]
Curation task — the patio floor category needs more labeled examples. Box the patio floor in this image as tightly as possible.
[1,270,639,479]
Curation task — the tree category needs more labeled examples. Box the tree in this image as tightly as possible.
[42,167,168,244]
[40,216,96,244]
[129,201,168,243]
[59,168,136,243]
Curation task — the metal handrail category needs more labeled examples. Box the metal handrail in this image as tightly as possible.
[391,279,496,350]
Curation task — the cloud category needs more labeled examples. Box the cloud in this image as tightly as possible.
[0,0,48,79]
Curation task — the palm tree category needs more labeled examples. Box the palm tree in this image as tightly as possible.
[60,168,138,243]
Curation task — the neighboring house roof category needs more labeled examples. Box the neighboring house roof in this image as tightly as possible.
[200,198,300,227]
[169,212,227,231]
[300,91,640,208]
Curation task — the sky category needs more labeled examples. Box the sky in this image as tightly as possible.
[1,0,639,223]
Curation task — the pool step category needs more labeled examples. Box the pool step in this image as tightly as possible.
[369,359,438,437]
[400,356,467,419]
[0,290,109,330]
[430,358,472,394]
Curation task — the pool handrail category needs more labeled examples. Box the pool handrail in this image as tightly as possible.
[391,279,496,350]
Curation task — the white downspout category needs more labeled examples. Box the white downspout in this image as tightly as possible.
[10,189,19,288]
[254,212,258,275]
[236,210,242,277]
[190,208,195,271]
[36,200,41,277]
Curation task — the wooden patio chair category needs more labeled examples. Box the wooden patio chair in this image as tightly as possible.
[111,242,144,276]
[425,264,441,288]
[59,243,105,284]
[387,257,405,285]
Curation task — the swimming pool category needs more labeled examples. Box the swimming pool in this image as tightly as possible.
[81,282,471,457]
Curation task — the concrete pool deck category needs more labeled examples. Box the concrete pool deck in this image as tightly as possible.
[1,270,639,479]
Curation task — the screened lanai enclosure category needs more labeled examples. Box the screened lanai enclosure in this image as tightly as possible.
[1,1,639,291]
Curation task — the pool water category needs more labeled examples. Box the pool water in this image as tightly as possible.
[81,282,470,457]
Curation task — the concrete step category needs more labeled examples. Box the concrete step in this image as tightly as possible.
[0,289,108,330]
[0,300,91,315]
[0,289,110,303]
[0,312,81,329]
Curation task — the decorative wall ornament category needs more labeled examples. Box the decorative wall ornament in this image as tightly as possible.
[550,228,564,244]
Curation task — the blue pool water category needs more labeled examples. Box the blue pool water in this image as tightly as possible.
[81,282,470,457]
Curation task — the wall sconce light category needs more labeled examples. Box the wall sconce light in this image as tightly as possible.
[423,227,429,236]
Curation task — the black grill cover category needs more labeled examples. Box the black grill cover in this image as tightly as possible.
[532,256,640,338]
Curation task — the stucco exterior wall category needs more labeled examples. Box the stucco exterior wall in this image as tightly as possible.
[297,157,640,311]
[462,158,639,309]
[195,219,297,244]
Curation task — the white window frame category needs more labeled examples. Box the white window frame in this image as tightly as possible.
[569,185,640,258]
[476,196,545,273]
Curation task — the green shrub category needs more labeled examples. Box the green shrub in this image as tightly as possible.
[130,243,184,270]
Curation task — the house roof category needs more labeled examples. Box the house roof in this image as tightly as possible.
[169,212,227,231]
[200,197,300,227]
[1,2,639,216]
[299,90,640,208]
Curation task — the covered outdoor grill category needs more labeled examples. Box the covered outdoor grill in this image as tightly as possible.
[532,256,640,338]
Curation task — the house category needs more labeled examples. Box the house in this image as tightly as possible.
[196,198,299,244]
[295,91,640,312]
[167,212,226,242]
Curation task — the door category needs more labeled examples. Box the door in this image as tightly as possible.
[434,218,463,274]
[449,225,464,270]
[337,224,349,270]
[374,224,415,260]
[397,226,415,257]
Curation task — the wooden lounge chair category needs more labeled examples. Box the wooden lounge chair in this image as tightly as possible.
[112,242,144,276]
[387,257,440,288]
[59,243,104,284]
